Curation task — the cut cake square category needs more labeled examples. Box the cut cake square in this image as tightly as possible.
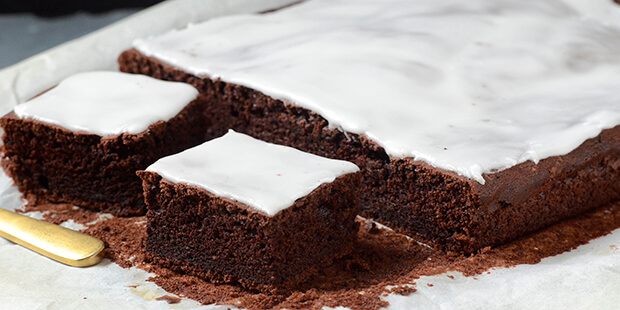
[138,130,361,292]
[0,71,208,216]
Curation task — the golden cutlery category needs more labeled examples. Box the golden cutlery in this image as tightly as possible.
[0,208,104,267]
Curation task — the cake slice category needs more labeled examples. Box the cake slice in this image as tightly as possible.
[119,0,620,251]
[0,71,208,216]
[138,130,360,292]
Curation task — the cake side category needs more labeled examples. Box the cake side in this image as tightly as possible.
[470,127,620,250]
[0,97,209,216]
[119,50,620,252]
[139,170,361,292]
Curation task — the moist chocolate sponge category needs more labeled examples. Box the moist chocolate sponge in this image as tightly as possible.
[139,171,361,293]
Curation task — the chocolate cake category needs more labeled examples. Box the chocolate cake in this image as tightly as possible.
[119,0,620,252]
[138,130,360,292]
[0,71,208,216]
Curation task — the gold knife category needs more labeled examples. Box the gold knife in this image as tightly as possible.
[0,208,104,267]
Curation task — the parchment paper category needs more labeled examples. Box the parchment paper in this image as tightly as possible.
[0,1,618,309]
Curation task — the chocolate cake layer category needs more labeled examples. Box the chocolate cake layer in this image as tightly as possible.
[0,98,209,216]
[138,170,361,292]
[120,49,620,252]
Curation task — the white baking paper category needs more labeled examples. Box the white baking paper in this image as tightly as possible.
[0,0,619,309]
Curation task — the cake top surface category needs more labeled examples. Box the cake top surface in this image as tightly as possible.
[13,71,199,136]
[134,0,620,184]
[145,130,360,216]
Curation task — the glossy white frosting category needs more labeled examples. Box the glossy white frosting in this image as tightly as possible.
[146,130,360,216]
[13,71,198,136]
[134,0,620,184]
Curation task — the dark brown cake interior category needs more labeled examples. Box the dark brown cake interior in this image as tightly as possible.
[119,48,620,252]
[139,170,361,293]
[0,98,210,216]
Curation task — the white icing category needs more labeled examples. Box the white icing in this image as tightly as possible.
[134,0,620,184]
[13,71,198,136]
[146,130,360,216]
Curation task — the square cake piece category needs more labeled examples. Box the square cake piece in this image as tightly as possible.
[138,130,360,292]
[0,71,208,216]
[120,0,620,252]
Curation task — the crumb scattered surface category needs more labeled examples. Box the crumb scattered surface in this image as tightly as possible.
[18,201,620,310]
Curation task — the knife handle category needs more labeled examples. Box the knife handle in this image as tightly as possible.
[0,208,104,267]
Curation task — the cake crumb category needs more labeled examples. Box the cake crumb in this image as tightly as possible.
[156,295,182,304]
[387,285,417,296]
[363,219,380,234]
